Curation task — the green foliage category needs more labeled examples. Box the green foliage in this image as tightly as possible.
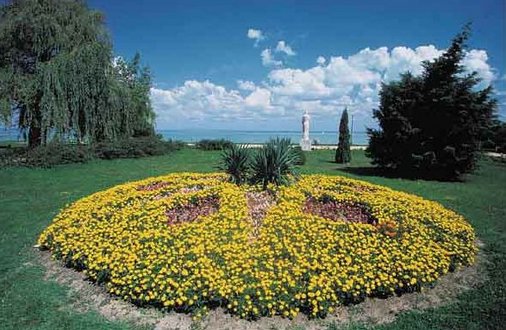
[195,139,234,151]
[367,25,497,180]
[482,121,506,153]
[0,136,184,167]
[93,136,183,160]
[250,138,301,190]
[219,140,304,186]
[219,144,251,184]
[0,142,92,168]
[109,54,156,139]
[292,146,306,165]
[335,108,351,163]
[493,123,506,153]
[0,0,155,146]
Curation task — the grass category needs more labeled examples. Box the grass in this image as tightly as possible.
[1,148,505,329]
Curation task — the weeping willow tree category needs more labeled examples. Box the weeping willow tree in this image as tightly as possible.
[0,0,155,147]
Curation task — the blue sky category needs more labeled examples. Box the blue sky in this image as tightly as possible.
[89,0,505,132]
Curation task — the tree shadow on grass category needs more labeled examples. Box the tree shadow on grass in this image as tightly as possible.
[338,166,464,182]
[313,152,464,182]
[339,166,402,179]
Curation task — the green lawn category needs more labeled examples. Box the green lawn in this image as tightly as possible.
[1,149,505,330]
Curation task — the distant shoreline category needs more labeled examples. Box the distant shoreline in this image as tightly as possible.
[1,129,370,145]
[1,140,367,150]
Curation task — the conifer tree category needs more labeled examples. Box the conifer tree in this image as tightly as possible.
[366,24,496,179]
[335,108,351,163]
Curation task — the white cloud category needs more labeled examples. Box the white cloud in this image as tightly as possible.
[461,49,496,87]
[151,80,245,124]
[261,49,282,67]
[247,28,265,47]
[275,41,296,56]
[382,45,443,80]
[152,45,497,129]
[325,56,382,86]
[150,80,281,126]
[237,80,256,91]
[245,88,272,109]
[261,42,295,67]
[267,66,332,98]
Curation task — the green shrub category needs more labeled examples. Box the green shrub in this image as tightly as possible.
[0,136,185,167]
[195,139,233,151]
[94,136,184,159]
[495,125,506,154]
[250,138,301,190]
[483,121,506,153]
[219,144,251,184]
[0,142,92,168]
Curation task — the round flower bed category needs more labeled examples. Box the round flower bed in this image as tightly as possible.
[38,173,476,319]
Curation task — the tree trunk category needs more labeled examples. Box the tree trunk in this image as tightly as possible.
[28,96,43,148]
[28,125,42,148]
[28,108,42,148]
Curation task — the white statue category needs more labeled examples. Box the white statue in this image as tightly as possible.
[300,110,312,151]
[302,110,310,140]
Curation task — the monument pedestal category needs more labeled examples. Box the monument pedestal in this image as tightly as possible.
[300,138,312,151]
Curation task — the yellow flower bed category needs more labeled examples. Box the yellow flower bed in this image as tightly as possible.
[38,173,476,319]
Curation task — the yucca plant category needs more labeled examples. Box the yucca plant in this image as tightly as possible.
[251,137,301,190]
[292,146,306,165]
[219,144,251,184]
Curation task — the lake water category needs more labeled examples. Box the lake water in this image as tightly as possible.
[158,129,368,145]
[0,128,369,145]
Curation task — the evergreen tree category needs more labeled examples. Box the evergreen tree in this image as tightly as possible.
[366,25,496,179]
[484,121,506,153]
[335,108,351,163]
[0,0,154,147]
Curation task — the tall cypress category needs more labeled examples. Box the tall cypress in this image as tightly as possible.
[335,108,351,163]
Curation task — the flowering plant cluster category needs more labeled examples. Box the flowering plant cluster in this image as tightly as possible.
[38,173,476,319]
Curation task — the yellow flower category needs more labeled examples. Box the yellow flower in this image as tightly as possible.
[37,172,477,320]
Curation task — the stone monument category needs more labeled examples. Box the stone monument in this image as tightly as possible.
[300,110,312,151]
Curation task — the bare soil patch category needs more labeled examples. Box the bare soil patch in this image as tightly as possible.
[246,191,276,235]
[166,196,219,226]
[303,197,376,224]
[137,181,171,191]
